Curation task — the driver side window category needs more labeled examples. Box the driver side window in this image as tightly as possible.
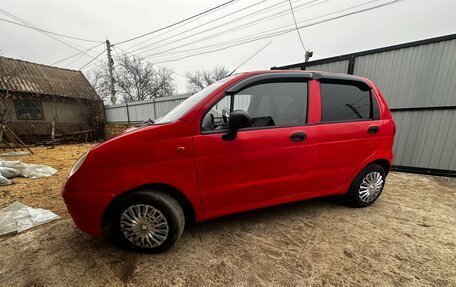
[202,96,235,131]
[201,81,308,132]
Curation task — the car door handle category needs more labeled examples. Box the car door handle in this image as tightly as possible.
[290,132,307,142]
[368,126,379,134]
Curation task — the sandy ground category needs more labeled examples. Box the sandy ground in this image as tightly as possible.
[0,145,456,286]
[0,144,94,218]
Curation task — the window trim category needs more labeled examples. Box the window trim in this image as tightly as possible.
[225,72,313,94]
[200,79,310,135]
[13,100,44,121]
[318,81,378,124]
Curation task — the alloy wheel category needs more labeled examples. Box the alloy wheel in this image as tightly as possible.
[120,204,169,248]
[359,172,384,203]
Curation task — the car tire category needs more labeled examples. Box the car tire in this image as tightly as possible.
[111,190,185,253]
[345,164,386,207]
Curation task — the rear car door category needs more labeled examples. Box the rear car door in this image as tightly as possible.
[193,76,318,219]
[313,78,383,192]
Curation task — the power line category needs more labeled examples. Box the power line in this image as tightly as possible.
[112,45,122,59]
[82,60,106,75]
[0,15,101,43]
[114,45,188,79]
[143,0,383,61]
[288,0,307,52]
[0,16,83,53]
[0,8,108,70]
[153,35,282,64]
[134,0,326,58]
[65,50,91,67]
[78,0,400,73]
[130,0,323,60]
[50,42,105,65]
[114,0,238,46]
[127,0,274,54]
[130,0,315,56]
[79,48,107,70]
[150,0,403,64]
[0,8,102,65]
[124,0,243,51]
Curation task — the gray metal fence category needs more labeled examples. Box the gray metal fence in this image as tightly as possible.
[104,34,456,174]
[274,33,456,174]
[105,93,191,123]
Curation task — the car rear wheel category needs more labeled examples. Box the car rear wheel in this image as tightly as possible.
[112,190,185,253]
[345,164,386,207]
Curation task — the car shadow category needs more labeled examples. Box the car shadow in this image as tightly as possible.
[184,195,346,234]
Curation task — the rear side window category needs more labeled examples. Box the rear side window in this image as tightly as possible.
[202,81,308,132]
[320,83,372,123]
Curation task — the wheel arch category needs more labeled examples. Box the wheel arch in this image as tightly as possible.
[345,158,391,196]
[101,183,196,237]
[370,158,391,175]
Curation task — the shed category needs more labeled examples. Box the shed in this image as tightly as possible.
[0,56,105,143]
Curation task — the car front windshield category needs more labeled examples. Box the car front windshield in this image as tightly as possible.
[155,76,235,124]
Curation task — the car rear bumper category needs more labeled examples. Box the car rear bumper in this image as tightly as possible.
[62,189,115,237]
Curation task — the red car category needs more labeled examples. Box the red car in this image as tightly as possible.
[62,70,395,253]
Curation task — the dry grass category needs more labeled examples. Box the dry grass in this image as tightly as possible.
[0,144,95,217]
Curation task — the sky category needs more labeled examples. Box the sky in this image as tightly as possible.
[1,0,455,93]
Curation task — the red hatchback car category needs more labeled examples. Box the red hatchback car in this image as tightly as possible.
[62,70,395,252]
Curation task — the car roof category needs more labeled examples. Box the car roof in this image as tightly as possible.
[226,70,372,94]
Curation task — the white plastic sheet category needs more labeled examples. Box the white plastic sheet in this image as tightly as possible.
[0,175,11,186]
[0,167,21,179]
[0,159,57,185]
[0,210,15,235]
[0,201,60,236]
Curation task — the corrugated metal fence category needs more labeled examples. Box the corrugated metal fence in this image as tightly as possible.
[104,34,456,174]
[105,93,191,123]
[104,92,252,123]
[274,34,456,174]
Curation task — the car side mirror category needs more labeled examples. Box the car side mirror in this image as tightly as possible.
[222,110,251,140]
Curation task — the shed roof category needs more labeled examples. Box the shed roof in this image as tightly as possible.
[0,56,100,101]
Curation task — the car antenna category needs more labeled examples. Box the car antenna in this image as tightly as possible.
[227,41,272,77]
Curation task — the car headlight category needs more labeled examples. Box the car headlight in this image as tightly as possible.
[69,152,88,177]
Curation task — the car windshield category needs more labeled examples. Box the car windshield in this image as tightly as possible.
[155,76,236,124]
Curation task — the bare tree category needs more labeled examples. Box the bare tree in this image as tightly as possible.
[0,52,25,124]
[88,54,176,104]
[185,65,229,93]
[88,66,111,104]
[116,54,175,102]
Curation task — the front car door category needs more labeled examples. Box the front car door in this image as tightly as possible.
[193,74,319,219]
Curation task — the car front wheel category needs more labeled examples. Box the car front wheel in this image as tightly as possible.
[112,190,185,253]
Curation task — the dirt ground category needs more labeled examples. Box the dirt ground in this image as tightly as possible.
[0,145,456,286]
[0,144,94,218]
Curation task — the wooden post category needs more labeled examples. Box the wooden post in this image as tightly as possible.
[153,97,157,119]
[125,102,131,124]
[0,124,4,143]
[5,126,34,154]
[51,121,55,141]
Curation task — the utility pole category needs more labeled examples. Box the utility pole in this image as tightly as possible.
[106,40,116,105]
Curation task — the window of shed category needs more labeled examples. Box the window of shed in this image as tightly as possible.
[14,100,44,120]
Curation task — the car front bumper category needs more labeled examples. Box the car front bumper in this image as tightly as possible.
[62,185,115,237]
